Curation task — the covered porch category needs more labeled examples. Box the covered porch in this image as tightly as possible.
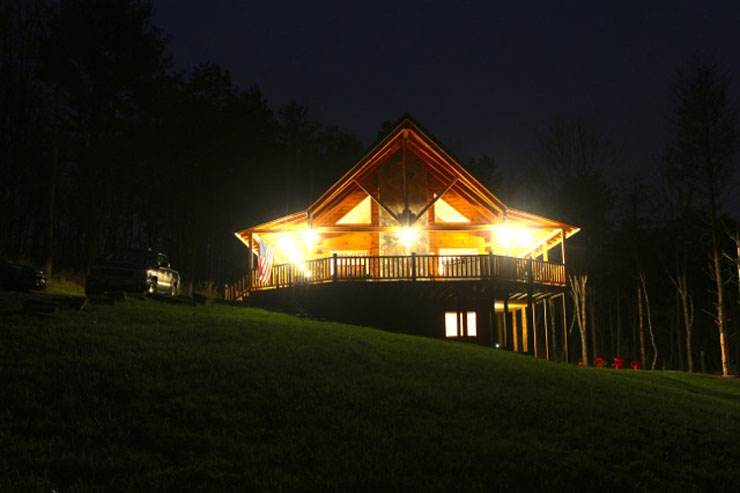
[225,251,567,299]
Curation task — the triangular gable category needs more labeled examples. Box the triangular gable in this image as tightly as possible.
[307,114,506,225]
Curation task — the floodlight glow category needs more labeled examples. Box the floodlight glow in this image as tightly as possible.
[514,228,533,247]
[301,229,318,246]
[398,227,417,249]
[494,224,533,248]
[278,235,303,263]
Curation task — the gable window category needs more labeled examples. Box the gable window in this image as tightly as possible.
[434,198,470,223]
[337,196,372,224]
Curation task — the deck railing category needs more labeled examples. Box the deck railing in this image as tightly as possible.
[225,254,566,301]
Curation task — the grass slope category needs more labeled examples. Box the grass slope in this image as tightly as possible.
[1,299,739,491]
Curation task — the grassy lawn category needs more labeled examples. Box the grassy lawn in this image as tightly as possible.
[1,299,739,491]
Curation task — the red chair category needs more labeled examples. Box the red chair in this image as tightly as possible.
[612,358,625,369]
[595,357,607,368]
[630,360,641,370]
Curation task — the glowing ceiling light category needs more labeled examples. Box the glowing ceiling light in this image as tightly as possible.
[301,229,318,246]
[494,224,534,248]
[278,234,295,251]
[514,228,533,247]
[278,235,303,263]
[493,224,514,247]
[398,227,417,249]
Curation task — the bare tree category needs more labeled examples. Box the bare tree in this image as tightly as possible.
[665,59,738,376]
[639,272,658,370]
[636,286,647,369]
[669,265,695,372]
[570,274,589,366]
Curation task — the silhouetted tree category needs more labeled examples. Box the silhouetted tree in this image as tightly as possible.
[665,58,738,376]
[38,0,168,269]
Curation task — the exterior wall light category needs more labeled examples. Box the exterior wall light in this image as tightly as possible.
[301,229,318,246]
[493,224,534,249]
[398,227,417,249]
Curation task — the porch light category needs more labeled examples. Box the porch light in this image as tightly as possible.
[398,227,417,249]
[301,229,318,246]
[278,235,303,263]
[494,224,533,248]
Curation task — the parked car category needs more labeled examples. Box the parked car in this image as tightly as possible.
[0,260,47,291]
[85,249,180,296]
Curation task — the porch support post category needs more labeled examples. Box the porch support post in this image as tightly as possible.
[493,299,502,347]
[527,258,536,357]
[512,304,519,352]
[528,294,537,357]
[247,232,253,292]
[503,295,509,349]
[543,298,550,361]
[521,307,529,354]
[561,228,567,264]
[561,292,569,363]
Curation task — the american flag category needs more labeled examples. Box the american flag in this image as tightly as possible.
[258,237,275,285]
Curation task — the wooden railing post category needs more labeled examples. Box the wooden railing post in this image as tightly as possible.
[332,253,338,282]
[411,252,416,281]
[487,251,493,280]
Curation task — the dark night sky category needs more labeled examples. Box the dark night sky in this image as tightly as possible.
[153,1,740,187]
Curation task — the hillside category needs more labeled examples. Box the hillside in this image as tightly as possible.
[1,298,739,491]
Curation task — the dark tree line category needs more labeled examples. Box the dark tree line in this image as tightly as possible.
[503,59,739,375]
[0,0,363,286]
[1,1,738,374]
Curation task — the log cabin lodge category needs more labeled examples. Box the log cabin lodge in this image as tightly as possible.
[227,115,579,360]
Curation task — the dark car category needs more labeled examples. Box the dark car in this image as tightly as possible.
[85,249,180,296]
[0,260,47,291]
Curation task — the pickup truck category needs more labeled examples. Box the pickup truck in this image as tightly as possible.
[85,249,180,296]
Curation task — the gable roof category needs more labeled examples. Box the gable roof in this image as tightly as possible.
[235,114,579,242]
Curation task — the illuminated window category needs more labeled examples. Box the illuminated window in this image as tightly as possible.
[434,198,470,223]
[445,312,458,337]
[466,312,477,337]
[337,196,371,224]
[445,311,478,338]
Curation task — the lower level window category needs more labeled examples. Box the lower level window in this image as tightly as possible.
[445,311,478,338]
[445,312,458,337]
[466,311,477,337]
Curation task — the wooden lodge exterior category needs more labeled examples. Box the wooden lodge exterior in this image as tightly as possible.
[227,115,579,359]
